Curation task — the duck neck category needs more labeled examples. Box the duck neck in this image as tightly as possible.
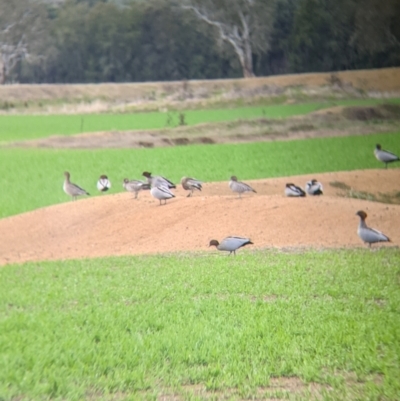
[358,218,367,229]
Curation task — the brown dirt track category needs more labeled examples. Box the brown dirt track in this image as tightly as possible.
[1,169,399,266]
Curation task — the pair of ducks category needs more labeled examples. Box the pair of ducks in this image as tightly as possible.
[285,179,323,197]
[64,172,112,201]
[210,210,391,257]
[139,172,202,205]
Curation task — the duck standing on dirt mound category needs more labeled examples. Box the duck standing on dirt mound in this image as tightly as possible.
[356,210,390,248]
[63,171,90,201]
[97,175,111,192]
[305,179,323,196]
[123,178,150,199]
[209,236,253,256]
[181,177,202,197]
[374,144,399,168]
[142,171,176,189]
[285,183,306,197]
[150,184,175,205]
[229,176,256,198]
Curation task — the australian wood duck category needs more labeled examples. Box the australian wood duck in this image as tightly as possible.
[209,236,253,256]
[181,177,202,197]
[374,144,399,168]
[356,210,390,247]
[151,185,175,205]
[97,175,111,192]
[229,176,256,198]
[142,171,176,189]
[285,183,306,197]
[63,171,90,201]
[123,178,150,199]
[305,179,323,196]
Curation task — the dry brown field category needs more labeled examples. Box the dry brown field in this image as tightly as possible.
[1,67,400,114]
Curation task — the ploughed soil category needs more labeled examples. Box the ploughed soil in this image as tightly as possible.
[0,169,399,266]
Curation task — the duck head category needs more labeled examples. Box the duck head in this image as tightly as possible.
[356,210,367,220]
[209,239,220,247]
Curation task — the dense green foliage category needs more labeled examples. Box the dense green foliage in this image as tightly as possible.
[3,0,399,83]
[1,132,399,218]
[1,249,399,400]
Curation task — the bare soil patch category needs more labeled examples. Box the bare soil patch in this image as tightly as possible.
[0,169,399,266]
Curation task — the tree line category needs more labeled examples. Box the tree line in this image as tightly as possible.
[1,0,399,84]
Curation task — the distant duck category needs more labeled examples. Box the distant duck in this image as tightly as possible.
[209,236,253,256]
[151,185,175,205]
[63,171,90,201]
[374,144,399,168]
[181,177,202,197]
[305,179,323,196]
[285,183,306,197]
[97,175,111,192]
[229,176,256,198]
[142,171,176,189]
[123,178,150,199]
[356,210,390,248]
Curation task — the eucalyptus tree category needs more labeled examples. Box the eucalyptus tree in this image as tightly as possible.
[130,0,240,81]
[182,0,274,78]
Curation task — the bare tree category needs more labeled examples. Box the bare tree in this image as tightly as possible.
[0,0,46,84]
[182,0,274,78]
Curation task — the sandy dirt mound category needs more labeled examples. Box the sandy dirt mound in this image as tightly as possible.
[1,169,399,266]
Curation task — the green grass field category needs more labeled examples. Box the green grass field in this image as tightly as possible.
[0,132,399,218]
[1,249,399,400]
[1,98,399,142]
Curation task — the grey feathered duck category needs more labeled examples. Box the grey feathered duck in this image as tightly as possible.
[356,210,390,248]
[150,184,175,205]
[229,176,256,198]
[305,179,323,196]
[123,178,150,199]
[374,144,399,169]
[285,183,306,197]
[97,175,111,192]
[63,171,90,201]
[209,236,253,256]
[181,177,202,197]
[142,171,176,189]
